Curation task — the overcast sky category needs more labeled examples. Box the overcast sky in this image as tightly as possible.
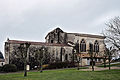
[0,0,120,55]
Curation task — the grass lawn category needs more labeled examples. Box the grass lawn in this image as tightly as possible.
[0,69,120,80]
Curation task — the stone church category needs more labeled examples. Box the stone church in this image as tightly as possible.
[5,28,105,68]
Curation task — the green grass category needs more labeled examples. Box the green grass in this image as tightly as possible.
[97,63,120,67]
[0,69,120,80]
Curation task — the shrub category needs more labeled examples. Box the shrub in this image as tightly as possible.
[43,62,76,69]
[42,64,49,69]
[10,58,24,70]
[0,66,2,72]
[2,64,17,72]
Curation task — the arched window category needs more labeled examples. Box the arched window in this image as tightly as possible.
[51,40,53,43]
[94,40,99,52]
[65,54,68,61]
[80,39,86,52]
[74,42,79,53]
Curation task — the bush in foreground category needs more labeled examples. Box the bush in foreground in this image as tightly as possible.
[0,66,2,72]
[2,64,17,72]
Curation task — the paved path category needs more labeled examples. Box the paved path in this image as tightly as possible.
[80,66,120,71]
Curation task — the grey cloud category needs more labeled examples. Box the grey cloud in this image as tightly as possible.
[0,0,120,55]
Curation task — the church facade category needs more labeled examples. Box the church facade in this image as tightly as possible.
[5,28,105,68]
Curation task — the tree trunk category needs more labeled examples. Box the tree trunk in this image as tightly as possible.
[104,57,106,68]
[77,61,80,70]
[24,59,27,77]
[40,59,43,73]
[81,58,82,67]
[72,49,74,63]
[91,58,94,71]
[109,56,111,70]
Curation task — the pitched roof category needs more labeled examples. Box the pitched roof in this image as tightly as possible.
[45,27,105,39]
[6,40,70,47]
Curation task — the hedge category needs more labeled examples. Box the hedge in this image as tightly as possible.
[2,64,17,72]
[43,62,76,69]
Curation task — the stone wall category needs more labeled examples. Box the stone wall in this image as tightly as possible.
[5,41,73,65]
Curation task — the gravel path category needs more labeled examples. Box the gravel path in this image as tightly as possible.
[80,66,120,71]
[0,66,120,75]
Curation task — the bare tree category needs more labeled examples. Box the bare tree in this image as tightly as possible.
[88,43,99,71]
[18,42,31,77]
[102,17,120,69]
[35,46,50,73]
[36,49,43,73]
[36,46,45,73]
[106,47,117,70]
[103,49,107,68]
[76,55,81,70]
[103,17,120,51]
[73,42,81,70]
